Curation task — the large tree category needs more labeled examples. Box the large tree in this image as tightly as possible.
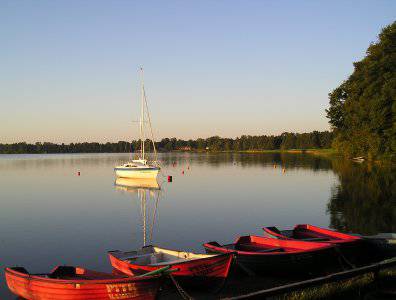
[326,22,396,160]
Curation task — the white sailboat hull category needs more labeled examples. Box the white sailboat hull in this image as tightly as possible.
[115,167,159,179]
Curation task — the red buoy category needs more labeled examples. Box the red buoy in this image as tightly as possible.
[77,171,80,176]
[181,170,184,175]
[167,176,172,182]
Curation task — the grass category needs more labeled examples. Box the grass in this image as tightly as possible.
[191,148,338,154]
[228,148,339,156]
[279,268,396,300]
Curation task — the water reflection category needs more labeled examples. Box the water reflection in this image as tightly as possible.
[0,153,394,299]
[114,178,162,246]
[328,160,395,235]
[158,152,333,171]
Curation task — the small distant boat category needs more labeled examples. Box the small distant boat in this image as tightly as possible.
[361,233,396,260]
[5,265,165,300]
[115,68,160,179]
[262,224,362,245]
[115,160,160,179]
[108,246,234,287]
[352,156,365,163]
[203,235,334,275]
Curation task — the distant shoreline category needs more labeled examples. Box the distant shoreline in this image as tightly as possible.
[0,148,336,155]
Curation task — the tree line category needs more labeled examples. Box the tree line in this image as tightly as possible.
[0,131,333,154]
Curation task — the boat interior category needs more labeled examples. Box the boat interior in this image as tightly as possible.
[220,242,286,253]
[208,234,331,253]
[267,227,332,242]
[291,228,333,241]
[120,246,215,266]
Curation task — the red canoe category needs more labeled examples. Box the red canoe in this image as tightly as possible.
[108,245,234,287]
[203,235,334,275]
[263,224,362,245]
[5,265,163,300]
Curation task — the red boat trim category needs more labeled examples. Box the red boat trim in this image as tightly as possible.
[295,224,362,243]
[5,265,162,300]
[263,224,362,244]
[204,235,334,256]
[5,267,160,284]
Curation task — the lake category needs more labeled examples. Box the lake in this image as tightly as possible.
[0,152,394,298]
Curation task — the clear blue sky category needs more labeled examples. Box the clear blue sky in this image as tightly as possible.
[1,1,395,143]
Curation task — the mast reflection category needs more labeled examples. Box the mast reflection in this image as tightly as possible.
[115,178,162,246]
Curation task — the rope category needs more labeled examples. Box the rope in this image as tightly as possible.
[169,274,194,300]
[334,246,355,270]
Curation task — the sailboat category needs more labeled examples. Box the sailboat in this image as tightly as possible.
[115,68,160,179]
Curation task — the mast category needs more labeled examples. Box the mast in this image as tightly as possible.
[140,67,145,160]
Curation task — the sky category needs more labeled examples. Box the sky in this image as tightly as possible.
[0,1,395,143]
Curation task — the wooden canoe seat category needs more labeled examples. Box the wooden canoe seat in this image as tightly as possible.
[151,258,190,266]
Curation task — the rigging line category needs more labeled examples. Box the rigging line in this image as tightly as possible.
[142,85,158,164]
[129,141,133,161]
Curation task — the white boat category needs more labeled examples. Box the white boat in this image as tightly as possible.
[115,68,160,179]
[352,156,365,163]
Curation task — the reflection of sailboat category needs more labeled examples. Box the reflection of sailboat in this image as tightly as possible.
[111,179,234,288]
[115,68,160,179]
[115,178,161,246]
[115,178,160,191]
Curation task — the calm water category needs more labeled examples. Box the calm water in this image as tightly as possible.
[0,153,394,298]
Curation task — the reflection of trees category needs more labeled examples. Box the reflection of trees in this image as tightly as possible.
[328,160,395,235]
[159,152,333,171]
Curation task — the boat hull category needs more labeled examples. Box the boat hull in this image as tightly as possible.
[263,224,365,265]
[108,251,233,288]
[203,236,335,276]
[115,168,159,179]
[5,266,161,300]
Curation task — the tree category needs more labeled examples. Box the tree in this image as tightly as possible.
[326,22,396,159]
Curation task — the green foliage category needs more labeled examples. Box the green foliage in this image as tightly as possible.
[326,21,396,160]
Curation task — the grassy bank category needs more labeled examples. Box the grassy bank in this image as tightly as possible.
[188,148,339,156]
[280,268,396,300]
[238,148,337,155]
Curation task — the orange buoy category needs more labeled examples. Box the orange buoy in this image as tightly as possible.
[77,171,80,176]
[282,168,286,173]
